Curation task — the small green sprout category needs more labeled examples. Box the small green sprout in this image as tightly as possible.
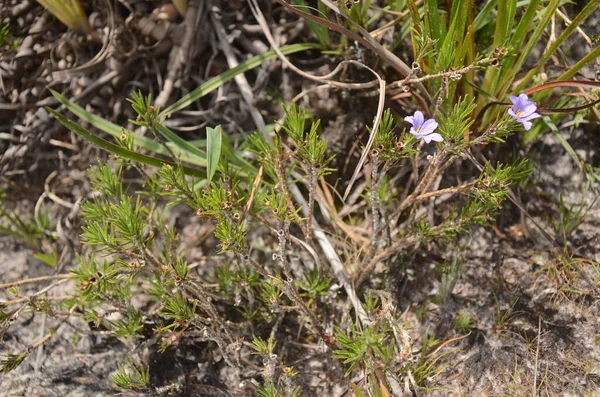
[110,358,151,391]
[454,311,476,334]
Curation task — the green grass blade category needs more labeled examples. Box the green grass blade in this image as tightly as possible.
[517,0,599,92]
[479,0,517,99]
[160,43,321,117]
[439,0,470,70]
[48,108,206,178]
[51,89,122,137]
[206,125,223,184]
[154,123,207,165]
[507,0,540,52]
[500,0,559,98]
[292,0,331,47]
[425,0,441,43]
[557,42,600,81]
[50,90,206,167]
[473,0,498,32]
[533,0,593,66]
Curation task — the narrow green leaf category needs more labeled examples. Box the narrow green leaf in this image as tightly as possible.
[161,43,321,117]
[500,0,558,99]
[557,44,600,82]
[349,383,366,397]
[33,251,59,268]
[473,0,498,32]
[48,108,206,178]
[517,0,600,91]
[545,116,583,171]
[50,90,206,166]
[479,0,518,102]
[292,0,331,47]
[154,123,207,165]
[439,0,470,70]
[206,125,223,184]
[425,0,441,43]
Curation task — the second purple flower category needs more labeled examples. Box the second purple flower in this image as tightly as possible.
[404,111,443,144]
[508,93,541,131]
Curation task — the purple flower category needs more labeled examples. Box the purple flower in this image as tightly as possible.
[508,94,541,131]
[404,111,443,144]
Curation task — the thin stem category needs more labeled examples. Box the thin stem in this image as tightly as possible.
[0,274,70,290]
[1,278,71,308]
[412,181,475,204]
[390,57,497,90]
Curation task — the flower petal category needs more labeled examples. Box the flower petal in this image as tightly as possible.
[420,119,438,135]
[520,103,538,117]
[518,93,530,104]
[508,109,518,119]
[509,96,520,106]
[521,120,533,131]
[413,111,424,127]
[520,112,541,122]
[426,133,444,142]
[404,115,415,125]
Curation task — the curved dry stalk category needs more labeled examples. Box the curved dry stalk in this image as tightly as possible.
[342,63,386,201]
[211,8,265,134]
[248,0,378,90]
[155,0,204,110]
[278,0,432,104]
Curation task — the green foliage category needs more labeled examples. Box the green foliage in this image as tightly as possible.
[112,307,145,339]
[23,2,598,392]
[0,23,20,51]
[454,311,476,334]
[260,279,283,310]
[551,194,585,246]
[409,331,453,387]
[0,190,50,249]
[292,0,331,47]
[438,96,477,144]
[372,109,418,164]
[36,0,90,32]
[69,254,120,298]
[206,125,223,184]
[248,334,277,358]
[80,193,150,252]
[32,250,59,268]
[0,353,28,374]
[296,265,331,302]
[334,323,393,376]
[110,358,151,390]
[161,293,196,325]
[283,104,335,177]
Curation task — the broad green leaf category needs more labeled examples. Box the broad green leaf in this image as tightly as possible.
[206,125,223,184]
[50,90,205,167]
[48,108,206,178]
[154,123,207,165]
